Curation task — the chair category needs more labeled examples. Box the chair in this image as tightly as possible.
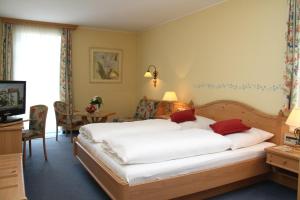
[53,101,84,142]
[22,105,48,162]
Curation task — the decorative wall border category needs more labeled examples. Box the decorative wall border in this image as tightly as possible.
[193,83,283,92]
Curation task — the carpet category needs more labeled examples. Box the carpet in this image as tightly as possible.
[24,136,296,200]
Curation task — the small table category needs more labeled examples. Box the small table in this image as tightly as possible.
[74,111,116,123]
[266,145,300,199]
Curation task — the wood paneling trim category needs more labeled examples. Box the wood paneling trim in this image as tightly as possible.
[0,17,77,30]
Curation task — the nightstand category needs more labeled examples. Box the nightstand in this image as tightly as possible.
[155,115,170,119]
[265,145,300,199]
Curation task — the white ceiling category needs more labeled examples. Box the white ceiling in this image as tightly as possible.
[0,0,224,31]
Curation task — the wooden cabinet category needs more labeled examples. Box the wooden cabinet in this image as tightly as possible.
[0,121,23,155]
[0,154,27,200]
[266,145,300,200]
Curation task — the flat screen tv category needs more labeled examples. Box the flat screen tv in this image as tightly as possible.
[0,81,26,123]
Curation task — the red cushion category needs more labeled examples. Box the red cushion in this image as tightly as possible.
[170,109,196,123]
[209,119,251,135]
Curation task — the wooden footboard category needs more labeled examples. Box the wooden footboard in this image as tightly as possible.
[74,137,270,200]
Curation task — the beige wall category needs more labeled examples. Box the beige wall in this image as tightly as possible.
[137,0,287,114]
[72,27,137,118]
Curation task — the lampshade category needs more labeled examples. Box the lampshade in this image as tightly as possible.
[162,91,178,101]
[144,71,152,78]
[286,108,300,128]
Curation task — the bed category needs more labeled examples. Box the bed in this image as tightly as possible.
[73,100,287,200]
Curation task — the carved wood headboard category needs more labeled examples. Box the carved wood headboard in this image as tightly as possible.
[195,100,288,145]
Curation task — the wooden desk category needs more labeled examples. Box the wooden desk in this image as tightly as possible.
[74,111,116,123]
[0,154,27,200]
[0,121,23,155]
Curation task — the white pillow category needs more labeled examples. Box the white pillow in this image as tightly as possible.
[225,128,274,150]
[179,115,216,130]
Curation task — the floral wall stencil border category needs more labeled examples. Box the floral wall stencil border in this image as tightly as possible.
[193,83,282,92]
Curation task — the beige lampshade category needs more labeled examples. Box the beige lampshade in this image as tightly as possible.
[162,91,178,101]
[144,71,152,78]
[286,108,300,128]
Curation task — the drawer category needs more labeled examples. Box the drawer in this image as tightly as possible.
[267,153,299,173]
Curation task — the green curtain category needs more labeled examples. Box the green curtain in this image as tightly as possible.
[0,23,13,80]
[283,0,300,111]
[60,28,73,114]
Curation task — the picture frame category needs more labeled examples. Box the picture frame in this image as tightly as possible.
[89,48,123,83]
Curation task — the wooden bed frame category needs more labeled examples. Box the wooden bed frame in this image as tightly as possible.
[73,100,287,200]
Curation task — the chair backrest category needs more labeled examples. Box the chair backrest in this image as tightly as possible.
[133,98,160,120]
[29,105,48,135]
[53,101,68,125]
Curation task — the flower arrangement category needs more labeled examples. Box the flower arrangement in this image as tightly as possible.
[86,104,97,113]
[90,96,103,108]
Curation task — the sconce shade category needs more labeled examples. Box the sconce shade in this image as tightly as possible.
[144,71,152,78]
[162,91,178,101]
[144,65,158,87]
[286,108,300,128]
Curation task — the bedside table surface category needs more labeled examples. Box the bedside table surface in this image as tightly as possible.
[266,145,300,160]
[155,115,170,119]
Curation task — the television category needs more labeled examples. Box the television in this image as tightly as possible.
[0,81,26,123]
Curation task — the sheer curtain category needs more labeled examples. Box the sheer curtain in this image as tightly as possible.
[12,25,61,134]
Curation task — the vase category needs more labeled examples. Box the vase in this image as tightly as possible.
[94,104,101,111]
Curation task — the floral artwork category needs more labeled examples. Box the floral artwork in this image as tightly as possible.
[90,48,122,83]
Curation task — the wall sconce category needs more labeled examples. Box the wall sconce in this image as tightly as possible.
[144,65,158,87]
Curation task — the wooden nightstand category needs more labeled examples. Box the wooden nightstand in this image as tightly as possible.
[155,115,170,119]
[265,145,300,199]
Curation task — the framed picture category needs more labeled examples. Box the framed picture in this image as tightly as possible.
[90,48,122,83]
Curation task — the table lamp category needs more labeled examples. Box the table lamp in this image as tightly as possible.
[286,107,300,145]
[162,91,178,114]
[162,91,178,102]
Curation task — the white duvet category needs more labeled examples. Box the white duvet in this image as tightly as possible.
[102,129,232,164]
[79,119,181,143]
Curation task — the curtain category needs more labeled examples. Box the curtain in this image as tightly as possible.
[1,23,13,80]
[60,28,73,114]
[284,0,300,111]
[13,25,61,133]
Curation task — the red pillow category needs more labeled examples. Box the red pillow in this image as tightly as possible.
[170,109,196,123]
[209,119,251,135]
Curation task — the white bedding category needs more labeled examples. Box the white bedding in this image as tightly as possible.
[102,129,232,164]
[79,119,181,142]
[77,134,275,185]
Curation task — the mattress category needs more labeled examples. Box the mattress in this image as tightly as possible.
[77,134,275,185]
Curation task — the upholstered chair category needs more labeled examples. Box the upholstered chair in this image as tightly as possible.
[53,101,84,142]
[22,105,48,162]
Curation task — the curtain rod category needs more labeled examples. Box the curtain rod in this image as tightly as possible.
[0,17,78,30]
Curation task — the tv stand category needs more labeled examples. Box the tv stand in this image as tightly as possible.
[0,116,22,123]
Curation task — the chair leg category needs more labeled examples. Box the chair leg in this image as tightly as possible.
[43,137,48,161]
[23,140,26,164]
[70,129,73,143]
[56,125,58,141]
[29,140,32,157]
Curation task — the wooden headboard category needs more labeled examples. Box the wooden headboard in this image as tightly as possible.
[195,100,288,145]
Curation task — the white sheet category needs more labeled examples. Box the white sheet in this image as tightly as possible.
[79,119,181,143]
[77,134,275,185]
[102,129,232,164]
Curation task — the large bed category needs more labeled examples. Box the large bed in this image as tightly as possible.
[73,100,287,200]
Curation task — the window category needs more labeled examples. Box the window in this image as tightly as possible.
[13,25,61,134]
